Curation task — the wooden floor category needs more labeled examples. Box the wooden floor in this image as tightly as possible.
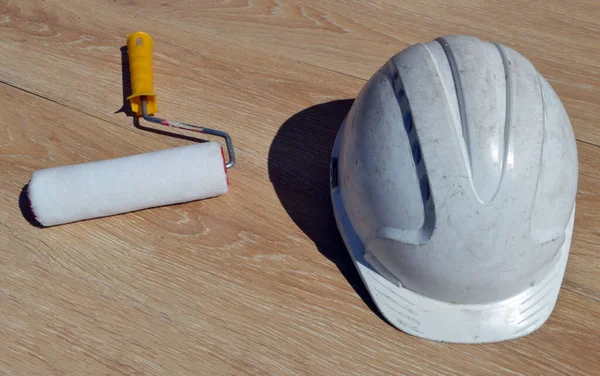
[2,1,599,374]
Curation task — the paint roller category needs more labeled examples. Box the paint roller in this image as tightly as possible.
[27,31,235,227]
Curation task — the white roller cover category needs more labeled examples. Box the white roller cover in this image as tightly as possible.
[28,142,229,227]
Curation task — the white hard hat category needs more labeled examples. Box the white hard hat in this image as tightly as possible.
[330,35,578,343]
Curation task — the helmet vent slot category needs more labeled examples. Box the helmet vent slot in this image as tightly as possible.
[393,72,432,204]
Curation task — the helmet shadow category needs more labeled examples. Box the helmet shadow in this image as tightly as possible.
[268,99,385,321]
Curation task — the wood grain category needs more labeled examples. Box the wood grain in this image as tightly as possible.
[1,0,599,374]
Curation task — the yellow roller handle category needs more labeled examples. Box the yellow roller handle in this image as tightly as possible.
[127,31,158,116]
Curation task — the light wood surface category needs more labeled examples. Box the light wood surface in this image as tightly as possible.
[1,1,599,374]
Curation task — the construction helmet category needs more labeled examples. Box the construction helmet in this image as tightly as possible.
[330,35,578,343]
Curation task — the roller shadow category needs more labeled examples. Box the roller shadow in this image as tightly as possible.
[268,100,383,319]
[19,184,43,228]
[117,45,205,144]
